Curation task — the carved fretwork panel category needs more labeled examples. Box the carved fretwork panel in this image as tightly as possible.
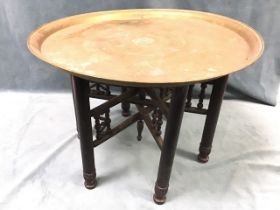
[93,110,112,140]
[89,82,111,96]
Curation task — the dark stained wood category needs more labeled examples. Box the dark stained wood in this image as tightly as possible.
[71,78,228,204]
[198,76,228,163]
[91,88,136,117]
[121,87,131,116]
[93,111,142,147]
[137,120,144,141]
[71,75,97,189]
[136,90,146,141]
[153,86,189,204]
[145,88,169,118]
[197,83,207,109]
[184,106,208,115]
[186,84,194,108]
[136,104,163,149]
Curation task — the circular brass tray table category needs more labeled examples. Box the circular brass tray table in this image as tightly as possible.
[28,9,263,204]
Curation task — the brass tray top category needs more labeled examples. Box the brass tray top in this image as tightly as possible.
[28,9,264,87]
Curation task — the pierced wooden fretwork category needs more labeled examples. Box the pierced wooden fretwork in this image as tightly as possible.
[87,81,215,149]
[197,83,207,109]
[183,82,210,115]
[136,90,146,141]
[186,85,194,108]
[155,109,163,136]
[89,82,111,96]
[151,108,163,136]
[93,110,112,140]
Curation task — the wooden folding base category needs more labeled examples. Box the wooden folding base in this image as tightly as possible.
[71,75,228,204]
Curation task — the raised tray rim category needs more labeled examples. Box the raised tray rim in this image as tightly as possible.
[27,9,264,87]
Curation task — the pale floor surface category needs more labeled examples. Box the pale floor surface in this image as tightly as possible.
[0,92,279,210]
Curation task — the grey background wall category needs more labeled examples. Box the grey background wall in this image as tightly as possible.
[0,0,279,105]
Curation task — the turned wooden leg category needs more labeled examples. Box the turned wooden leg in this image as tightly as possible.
[136,90,145,141]
[153,86,188,204]
[137,120,144,141]
[71,78,80,137]
[198,76,228,163]
[121,87,131,117]
[71,75,97,189]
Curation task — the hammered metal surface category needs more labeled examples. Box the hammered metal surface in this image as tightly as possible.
[28,9,264,86]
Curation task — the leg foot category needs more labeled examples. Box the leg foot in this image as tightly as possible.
[153,86,188,204]
[197,146,211,163]
[71,76,97,189]
[122,107,131,117]
[198,76,228,163]
[153,183,168,205]
[83,172,97,189]
[197,154,209,163]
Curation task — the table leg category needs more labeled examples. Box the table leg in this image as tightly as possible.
[137,89,145,141]
[198,76,228,163]
[71,75,97,189]
[121,87,131,116]
[153,86,188,204]
[71,79,80,137]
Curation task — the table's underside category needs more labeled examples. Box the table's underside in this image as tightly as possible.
[71,76,228,204]
[88,81,210,149]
